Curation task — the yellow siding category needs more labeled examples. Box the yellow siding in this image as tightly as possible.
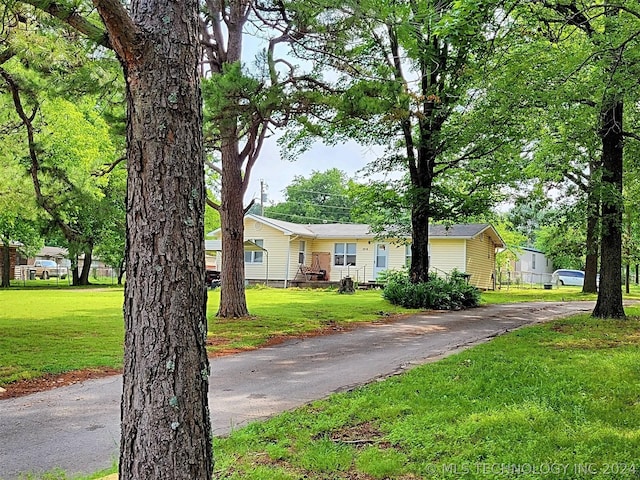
[217,217,499,288]
[430,239,466,276]
[386,244,409,273]
[241,218,299,282]
[295,239,400,282]
[308,239,362,282]
[465,233,497,290]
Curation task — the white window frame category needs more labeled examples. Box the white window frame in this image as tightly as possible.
[244,238,264,264]
[405,243,430,268]
[334,242,356,266]
[298,240,306,264]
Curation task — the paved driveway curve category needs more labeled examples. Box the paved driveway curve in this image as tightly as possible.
[0,301,595,479]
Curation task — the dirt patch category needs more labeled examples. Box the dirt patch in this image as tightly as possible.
[1,312,415,400]
[327,421,391,448]
[0,367,122,400]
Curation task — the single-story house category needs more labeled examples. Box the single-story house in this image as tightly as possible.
[209,214,505,290]
[508,247,554,284]
[27,246,68,265]
[19,247,111,275]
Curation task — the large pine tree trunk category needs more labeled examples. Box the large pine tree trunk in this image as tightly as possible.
[208,4,250,318]
[218,146,249,317]
[94,0,213,478]
[592,99,624,319]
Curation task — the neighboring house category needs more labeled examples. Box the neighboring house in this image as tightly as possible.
[24,246,109,271]
[25,246,68,265]
[1,243,19,280]
[209,214,505,290]
[509,247,554,284]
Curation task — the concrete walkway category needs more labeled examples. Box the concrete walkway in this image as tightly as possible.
[0,301,595,479]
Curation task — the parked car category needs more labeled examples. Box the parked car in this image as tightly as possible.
[551,269,584,286]
[30,259,68,280]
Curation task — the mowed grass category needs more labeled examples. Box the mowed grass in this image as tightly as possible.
[2,284,640,386]
[205,286,417,354]
[482,284,640,304]
[213,307,640,480]
[4,286,640,479]
[0,289,125,385]
[0,286,415,386]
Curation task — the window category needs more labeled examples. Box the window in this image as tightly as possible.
[334,243,356,266]
[405,244,430,267]
[532,254,536,270]
[298,240,306,264]
[244,239,264,264]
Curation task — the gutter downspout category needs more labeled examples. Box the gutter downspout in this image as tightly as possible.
[285,235,299,288]
[462,240,467,274]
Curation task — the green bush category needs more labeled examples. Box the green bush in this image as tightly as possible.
[382,269,480,310]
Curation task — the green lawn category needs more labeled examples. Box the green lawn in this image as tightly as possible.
[0,288,125,385]
[212,309,640,479]
[3,286,640,479]
[0,286,415,386]
[482,284,640,304]
[2,284,639,386]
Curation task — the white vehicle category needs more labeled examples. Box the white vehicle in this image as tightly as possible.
[551,269,584,286]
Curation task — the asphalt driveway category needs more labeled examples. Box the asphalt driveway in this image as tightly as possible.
[0,301,595,479]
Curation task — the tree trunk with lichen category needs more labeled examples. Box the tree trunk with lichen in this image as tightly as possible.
[94,0,213,478]
[218,144,249,317]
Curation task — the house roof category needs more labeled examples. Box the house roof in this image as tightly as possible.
[429,223,503,243]
[303,223,373,238]
[37,246,68,259]
[243,215,504,246]
[520,246,544,254]
[207,215,315,238]
[243,214,373,238]
[205,239,266,252]
[248,215,316,236]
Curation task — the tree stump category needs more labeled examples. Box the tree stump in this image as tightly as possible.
[338,276,355,294]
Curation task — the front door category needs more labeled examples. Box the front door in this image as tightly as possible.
[374,243,388,279]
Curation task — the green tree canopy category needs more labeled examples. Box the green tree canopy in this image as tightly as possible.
[264,169,357,224]
[0,5,125,285]
[280,0,530,283]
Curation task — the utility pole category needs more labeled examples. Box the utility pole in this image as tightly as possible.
[260,179,266,216]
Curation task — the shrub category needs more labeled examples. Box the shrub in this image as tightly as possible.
[382,269,480,310]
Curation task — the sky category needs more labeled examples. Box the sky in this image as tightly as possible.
[238,29,393,206]
[244,136,386,206]
[239,25,397,207]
